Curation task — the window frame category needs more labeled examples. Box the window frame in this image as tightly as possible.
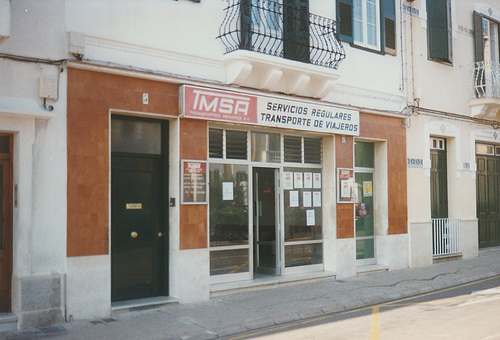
[336,0,395,54]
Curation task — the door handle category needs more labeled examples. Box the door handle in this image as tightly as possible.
[131,231,138,238]
[158,232,163,237]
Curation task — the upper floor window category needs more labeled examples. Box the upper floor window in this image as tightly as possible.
[241,0,310,63]
[427,0,453,64]
[474,11,500,64]
[336,0,396,54]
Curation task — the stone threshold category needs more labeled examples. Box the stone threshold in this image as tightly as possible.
[0,313,17,333]
[111,296,178,314]
[356,264,388,275]
[211,271,336,297]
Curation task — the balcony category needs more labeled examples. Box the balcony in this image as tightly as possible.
[470,61,500,119]
[217,0,346,99]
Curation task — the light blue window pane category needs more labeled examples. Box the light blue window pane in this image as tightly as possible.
[367,23,377,46]
[353,21,363,41]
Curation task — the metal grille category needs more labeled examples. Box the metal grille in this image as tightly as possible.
[432,218,461,256]
[218,0,346,70]
[473,61,500,98]
[284,135,302,163]
[304,137,321,164]
[209,128,223,158]
[226,130,248,159]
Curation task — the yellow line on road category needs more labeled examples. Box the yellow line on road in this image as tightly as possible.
[224,274,500,340]
[370,306,380,340]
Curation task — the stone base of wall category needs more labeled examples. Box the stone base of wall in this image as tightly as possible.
[12,274,64,328]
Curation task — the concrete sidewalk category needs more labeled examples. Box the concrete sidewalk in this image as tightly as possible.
[5,250,500,340]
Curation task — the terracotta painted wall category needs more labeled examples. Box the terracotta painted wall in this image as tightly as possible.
[335,135,354,239]
[335,113,408,238]
[67,68,179,256]
[179,118,208,250]
[359,113,407,235]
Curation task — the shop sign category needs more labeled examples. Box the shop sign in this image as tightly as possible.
[337,168,354,203]
[181,85,359,136]
[182,160,207,204]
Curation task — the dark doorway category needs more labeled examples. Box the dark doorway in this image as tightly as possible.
[253,167,280,275]
[0,135,12,312]
[111,116,168,302]
[476,155,500,248]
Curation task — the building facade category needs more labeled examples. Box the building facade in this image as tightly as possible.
[1,0,494,330]
[403,0,500,267]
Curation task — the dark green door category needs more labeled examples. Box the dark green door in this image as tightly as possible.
[430,149,448,219]
[476,155,500,248]
[111,117,168,302]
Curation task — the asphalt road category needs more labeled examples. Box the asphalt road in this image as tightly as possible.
[225,274,500,340]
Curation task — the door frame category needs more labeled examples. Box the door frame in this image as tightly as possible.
[0,134,12,312]
[110,115,170,301]
[354,169,376,266]
[252,166,281,276]
[476,144,500,248]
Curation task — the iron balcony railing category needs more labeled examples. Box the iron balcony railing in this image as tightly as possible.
[432,218,461,257]
[473,61,500,98]
[218,0,346,70]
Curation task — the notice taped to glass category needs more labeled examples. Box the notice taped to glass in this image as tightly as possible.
[182,160,207,203]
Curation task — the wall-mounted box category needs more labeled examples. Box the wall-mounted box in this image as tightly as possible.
[0,0,11,45]
[39,77,58,99]
[69,32,85,58]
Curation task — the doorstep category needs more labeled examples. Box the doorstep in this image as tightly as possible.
[356,264,388,275]
[111,296,178,314]
[211,271,336,297]
[479,246,500,256]
[0,313,17,333]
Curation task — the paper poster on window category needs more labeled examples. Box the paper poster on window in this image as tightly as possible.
[222,182,233,201]
[304,172,313,188]
[337,168,354,203]
[283,171,293,190]
[363,181,373,197]
[341,180,351,198]
[306,209,315,226]
[294,172,303,189]
[289,190,299,207]
[303,191,312,207]
[313,173,322,189]
[356,202,370,218]
[313,191,321,207]
[182,160,207,203]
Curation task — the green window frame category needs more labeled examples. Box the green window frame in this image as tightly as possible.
[427,0,453,64]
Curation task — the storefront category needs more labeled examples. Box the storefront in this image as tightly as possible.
[66,68,408,318]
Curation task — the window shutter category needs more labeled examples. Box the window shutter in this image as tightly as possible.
[473,11,484,62]
[336,0,354,43]
[284,136,302,163]
[283,0,310,63]
[209,128,223,158]
[226,130,248,159]
[427,0,452,64]
[473,11,485,97]
[240,0,252,50]
[304,137,322,164]
[381,0,396,54]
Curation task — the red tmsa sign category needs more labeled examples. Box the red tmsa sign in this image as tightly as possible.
[182,85,258,123]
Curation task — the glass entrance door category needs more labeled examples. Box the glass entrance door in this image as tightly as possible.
[253,168,280,275]
[355,172,375,265]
